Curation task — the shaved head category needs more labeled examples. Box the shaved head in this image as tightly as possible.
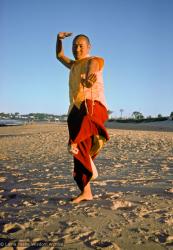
[73,34,91,45]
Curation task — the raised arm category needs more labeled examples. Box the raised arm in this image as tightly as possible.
[56,32,74,69]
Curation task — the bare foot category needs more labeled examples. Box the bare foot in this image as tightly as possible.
[71,193,93,203]
[71,182,93,203]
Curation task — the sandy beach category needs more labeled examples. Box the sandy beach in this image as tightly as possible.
[0,123,173,250]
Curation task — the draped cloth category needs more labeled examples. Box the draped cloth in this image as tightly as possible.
[67,99,109,191]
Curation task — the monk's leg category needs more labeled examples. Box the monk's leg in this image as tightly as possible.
[72,181,93,203]
[71,138,93,203]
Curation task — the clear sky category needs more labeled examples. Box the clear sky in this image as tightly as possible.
[1,0,173,117]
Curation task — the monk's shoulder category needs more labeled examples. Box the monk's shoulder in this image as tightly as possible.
[89,56,104,70]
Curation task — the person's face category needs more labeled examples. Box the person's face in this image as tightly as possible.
[72,37,91,60]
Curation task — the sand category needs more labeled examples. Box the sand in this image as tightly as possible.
[0,123,173,250]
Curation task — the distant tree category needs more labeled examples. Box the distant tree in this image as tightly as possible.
[120,109,124,118]
[0,112,5,118]
[132,111,144,120]
[10,113,15,119]
[158,114,162,118]
[35,113,47,120]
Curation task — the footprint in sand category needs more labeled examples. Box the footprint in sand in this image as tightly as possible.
[149,232,169,244]
[111,200,133,210]
[88,239,121,249]
[82,207,100,217]
[3,223,24,233]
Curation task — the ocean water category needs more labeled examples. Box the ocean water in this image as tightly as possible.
[0,119,24,126]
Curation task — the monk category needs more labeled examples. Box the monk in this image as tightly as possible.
[56,32,109,203]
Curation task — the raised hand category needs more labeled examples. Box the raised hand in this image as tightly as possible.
[58,32,73,40]
[56,32,74,69]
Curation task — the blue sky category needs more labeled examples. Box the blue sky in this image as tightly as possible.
[1,0,173,117]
